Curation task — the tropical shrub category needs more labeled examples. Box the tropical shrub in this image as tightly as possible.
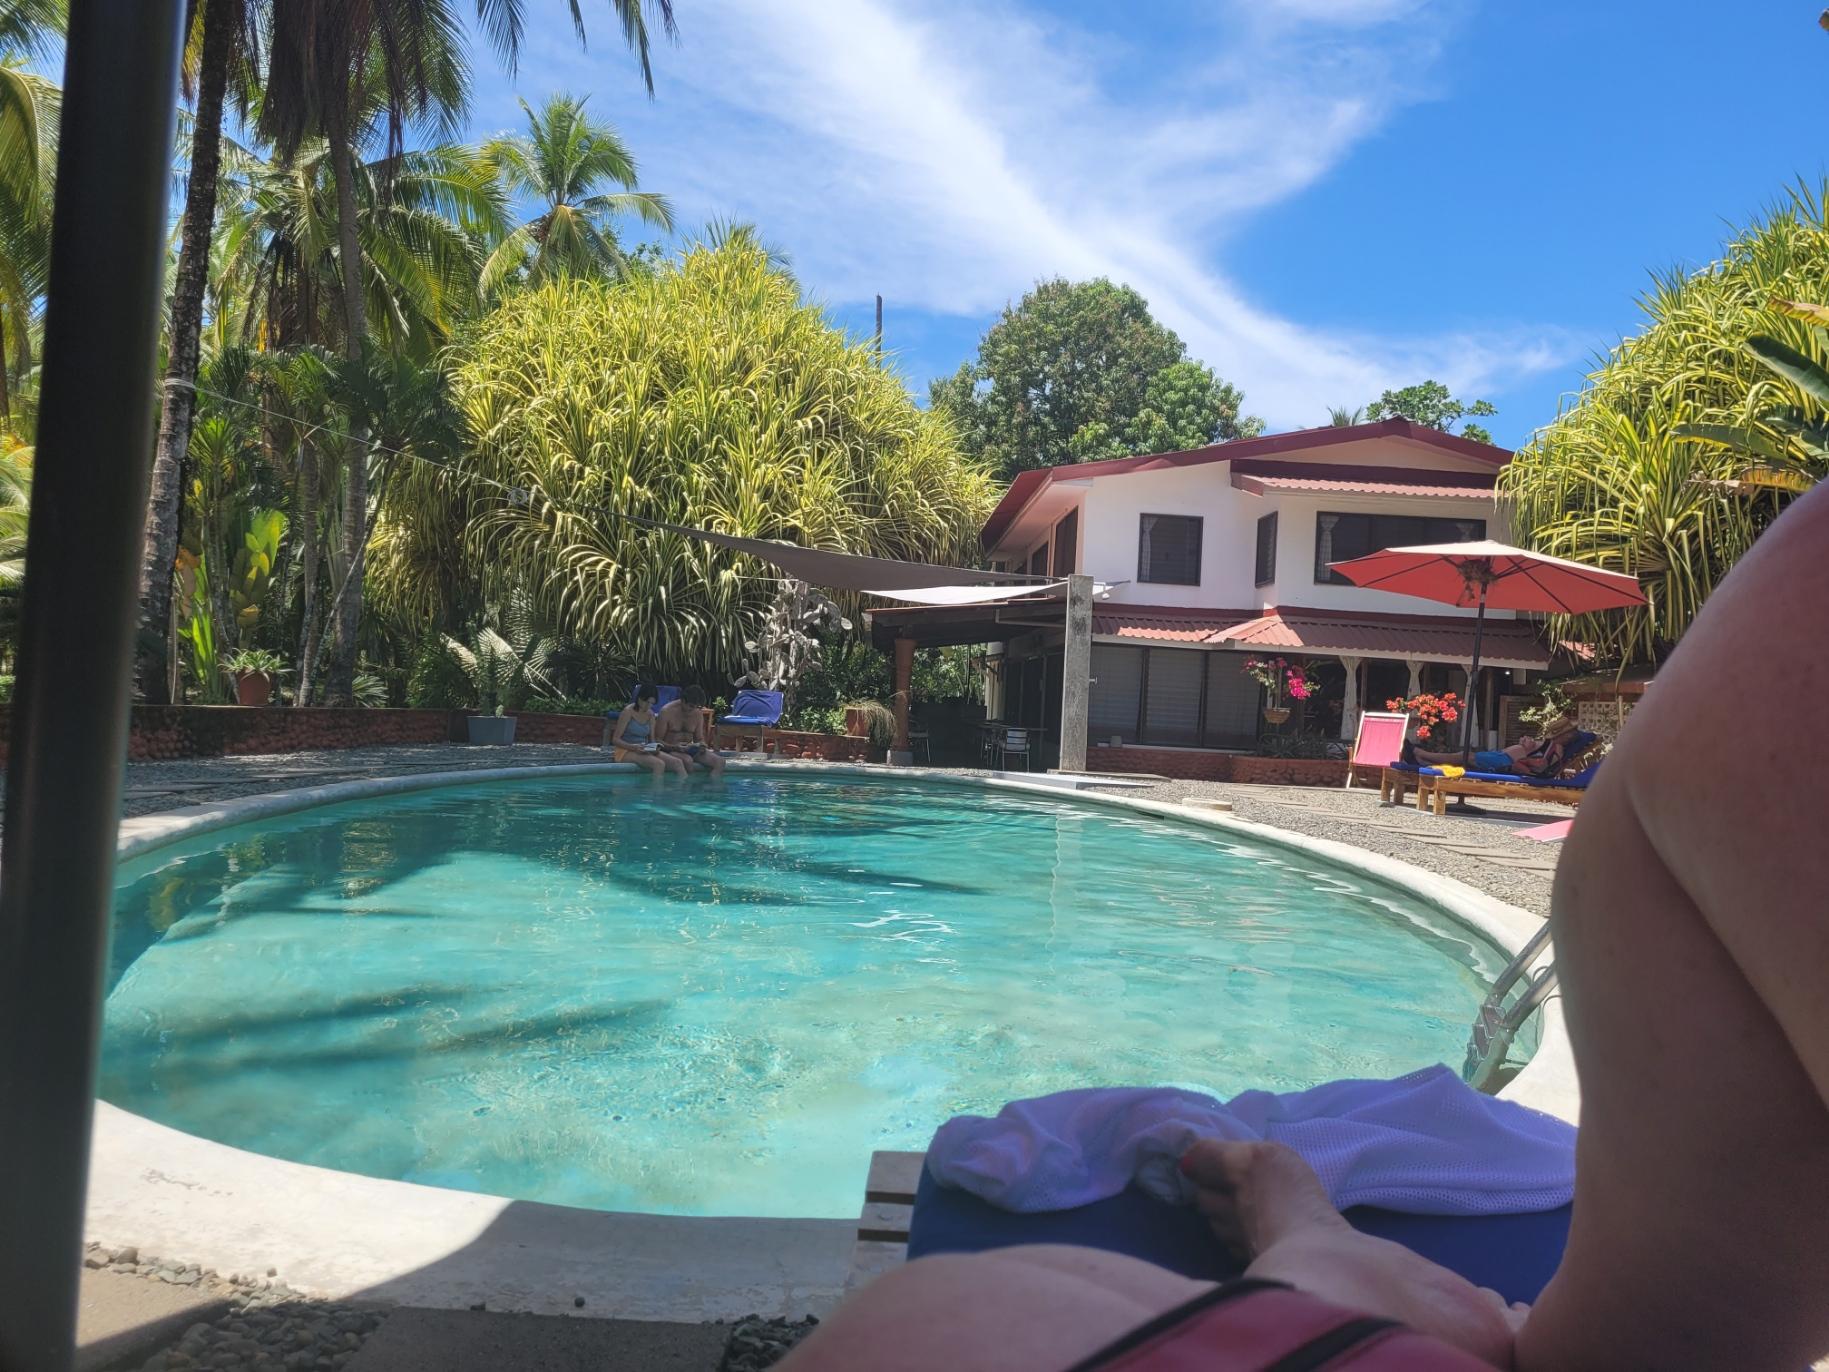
[406,638,472,709]
[417,240,995,683]
[1501,182,1829,665]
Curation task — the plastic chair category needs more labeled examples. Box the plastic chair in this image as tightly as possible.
[992,727,1031,772]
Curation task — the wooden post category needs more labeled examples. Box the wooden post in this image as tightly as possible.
[891,635,914,764]
[1059,574,1092,773]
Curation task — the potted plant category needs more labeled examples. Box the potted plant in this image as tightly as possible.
[1242,656,1318,725]
[443,618,556,745]
[221,647,287,707]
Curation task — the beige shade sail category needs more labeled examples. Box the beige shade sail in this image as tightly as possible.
[630,515,1050,594]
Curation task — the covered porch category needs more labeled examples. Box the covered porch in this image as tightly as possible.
[867,592,1553,778]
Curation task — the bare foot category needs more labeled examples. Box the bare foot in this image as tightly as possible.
[1181,1140,1526,1369]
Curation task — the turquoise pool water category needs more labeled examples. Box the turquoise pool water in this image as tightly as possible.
[101,774,1510,1219]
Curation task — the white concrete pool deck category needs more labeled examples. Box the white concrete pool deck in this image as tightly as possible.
[86,758,1577,1323]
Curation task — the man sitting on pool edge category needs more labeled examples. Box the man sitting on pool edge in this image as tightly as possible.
[657,685,726,777]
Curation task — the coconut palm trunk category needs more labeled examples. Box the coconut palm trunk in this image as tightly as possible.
[294,437,321,704]
[324,117,368,707]
[135,0,236,703]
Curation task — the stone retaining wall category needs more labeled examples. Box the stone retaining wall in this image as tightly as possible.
[1087,744,1380,788]
[0,704,882,767]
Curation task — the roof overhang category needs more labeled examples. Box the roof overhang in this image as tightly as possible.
[980,418,1512,549]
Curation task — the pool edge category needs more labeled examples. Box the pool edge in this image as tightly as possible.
[89,759,1578,1321]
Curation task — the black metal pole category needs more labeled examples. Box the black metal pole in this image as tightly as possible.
[0,2,185,1367]
[1459,576,1491,770]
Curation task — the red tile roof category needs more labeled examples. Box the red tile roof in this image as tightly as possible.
[1091,605,1257,642]
[982,418,1512,549]
[1214,607,1551,668]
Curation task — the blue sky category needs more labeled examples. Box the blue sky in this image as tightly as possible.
[461,0,1829,448]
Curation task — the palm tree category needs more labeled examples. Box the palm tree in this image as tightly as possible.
[135,0,263,703]
[1326,404,1364,427]
[0,0,61,431]
[259,0,674,704]
[480,93,672,298]
[213,138,504,355]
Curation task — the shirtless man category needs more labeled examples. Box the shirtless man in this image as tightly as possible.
[657,685,725,777]
[785,485,1829,1369]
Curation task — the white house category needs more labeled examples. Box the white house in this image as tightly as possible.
[868,418,1551,773]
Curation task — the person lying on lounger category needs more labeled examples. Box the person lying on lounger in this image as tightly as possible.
[607,685,687,778]
[657,685,725,777]
[1401,715,1582,776]
[783,487,1829,1370]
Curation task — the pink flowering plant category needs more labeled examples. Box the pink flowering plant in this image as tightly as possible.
[1385,690,1460,742]
[1242,655,1320,709]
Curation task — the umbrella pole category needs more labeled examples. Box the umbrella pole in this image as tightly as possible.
[1453,579,1491,816]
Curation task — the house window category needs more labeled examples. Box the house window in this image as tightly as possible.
[1203,655,1261,748]
[1315,512,1486,584]
[1089,644,1143,744]
[1140,649,1205,746]
[1138,514,1202,585]
[1053,508,1079,576]
[1253,512,1278,587]
[1028,543,1049,578]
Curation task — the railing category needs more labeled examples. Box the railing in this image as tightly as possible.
[1464,921,1558,1092]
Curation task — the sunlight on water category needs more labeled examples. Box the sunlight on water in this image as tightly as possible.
[101,775,1510,1218]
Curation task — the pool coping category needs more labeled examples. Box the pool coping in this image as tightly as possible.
[88,758,1578,1322]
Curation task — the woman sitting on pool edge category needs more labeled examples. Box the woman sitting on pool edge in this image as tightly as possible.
[606,685,688,778]
[1401,713,1583,776]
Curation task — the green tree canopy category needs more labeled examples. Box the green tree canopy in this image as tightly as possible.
[372,240,996,682]
[1365,380,1497,444]
[1500,182,1829,666]
[930,277,1261,478]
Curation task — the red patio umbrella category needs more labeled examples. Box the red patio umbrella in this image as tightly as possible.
[1328,539,1646,765]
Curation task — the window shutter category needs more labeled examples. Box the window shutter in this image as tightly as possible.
[1204,655,1261,747]
[1089,645,1143,744]
[1141,649,1204,746]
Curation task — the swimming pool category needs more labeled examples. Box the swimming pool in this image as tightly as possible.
[101,773,1513,1219]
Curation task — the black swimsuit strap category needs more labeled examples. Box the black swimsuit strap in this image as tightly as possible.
[1060,1279,1291,1371]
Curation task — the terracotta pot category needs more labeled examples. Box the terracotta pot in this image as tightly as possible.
[235,671,272,707]
[1261,705,1291,725]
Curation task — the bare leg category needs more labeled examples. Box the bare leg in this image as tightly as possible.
[1515,486,1829,1370]
[780,1245,1210,1371]
[699,748,726,778]
[1182,1140,1520,1367]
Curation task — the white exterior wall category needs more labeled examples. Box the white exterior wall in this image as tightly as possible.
[1260,490,1511,619]
[1080,465,1257,608]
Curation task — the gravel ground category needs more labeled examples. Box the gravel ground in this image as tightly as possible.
[85,1243,384,1372]
[1107,777,1562,917]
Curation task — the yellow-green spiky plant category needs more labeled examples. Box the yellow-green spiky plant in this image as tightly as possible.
[1500,181,1829,666]
[370,238,996,682]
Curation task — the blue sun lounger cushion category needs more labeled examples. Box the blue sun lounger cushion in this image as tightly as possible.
[907,1163,1572,1307]
[720,689,783,727]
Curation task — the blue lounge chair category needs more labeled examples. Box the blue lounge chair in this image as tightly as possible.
[906,1164,1571,1308]
[717,689,783,753]
[1421,734,1604,816]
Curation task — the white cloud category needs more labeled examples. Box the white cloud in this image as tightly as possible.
[491,0,1574,428]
